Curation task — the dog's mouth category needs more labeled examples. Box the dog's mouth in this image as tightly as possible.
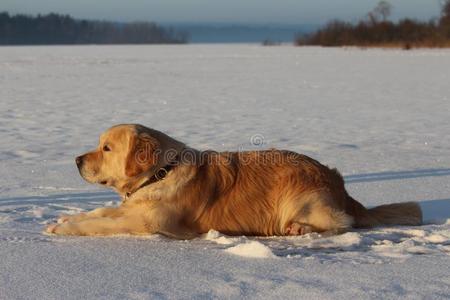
[98,179,115,187]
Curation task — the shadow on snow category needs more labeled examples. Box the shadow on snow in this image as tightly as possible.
[344,168,450,183]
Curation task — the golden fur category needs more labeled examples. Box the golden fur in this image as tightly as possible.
[46,124,422,238]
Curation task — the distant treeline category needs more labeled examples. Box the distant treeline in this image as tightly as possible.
[296,1,450,48]
[0,12,189,45]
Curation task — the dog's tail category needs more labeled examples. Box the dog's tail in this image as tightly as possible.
[346,195,422,228]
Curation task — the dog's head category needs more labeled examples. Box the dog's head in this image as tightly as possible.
[76,124,185,195]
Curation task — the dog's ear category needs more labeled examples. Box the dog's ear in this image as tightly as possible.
[152,130,185,170]
[125,132,160,177]
[125,126,185,178]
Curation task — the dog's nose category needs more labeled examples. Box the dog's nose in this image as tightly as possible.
[75,156,83,166]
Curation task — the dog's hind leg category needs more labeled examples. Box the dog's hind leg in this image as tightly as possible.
[280,190,354,236]
[285,222,314,235]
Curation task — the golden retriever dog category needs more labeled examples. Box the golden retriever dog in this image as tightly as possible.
[46,124,422,238]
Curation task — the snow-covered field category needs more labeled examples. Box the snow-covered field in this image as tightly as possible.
[0,44,449,299]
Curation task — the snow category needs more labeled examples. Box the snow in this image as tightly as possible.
[225,241,277,258]
[1,44,450,299]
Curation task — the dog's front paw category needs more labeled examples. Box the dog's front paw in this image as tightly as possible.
[57,213,87,224]
[45,223,79,235]
[57,215,70,224]
[45,223,59,234]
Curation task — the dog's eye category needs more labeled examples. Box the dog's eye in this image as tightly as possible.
[103,145,111,152]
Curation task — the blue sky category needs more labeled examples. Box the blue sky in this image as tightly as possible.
[0,0,443,24]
